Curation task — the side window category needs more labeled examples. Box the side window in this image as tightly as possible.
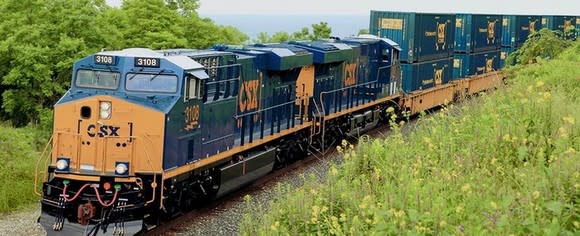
[185,76,201,100]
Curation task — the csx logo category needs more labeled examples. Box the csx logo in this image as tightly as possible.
[87,124,120,137]
[238,80,259,112]
[529,21,537,33]
[434,68,444,85]
[488,21,496,39]
[437,23,446,44]
[485,58,495,72]
[344,63,357,86]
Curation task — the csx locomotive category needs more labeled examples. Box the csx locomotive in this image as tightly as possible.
[36,36,420,235]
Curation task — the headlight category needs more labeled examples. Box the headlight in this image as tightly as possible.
[115,162,129,175]
[56,158,70,171]
[100,101,112,119]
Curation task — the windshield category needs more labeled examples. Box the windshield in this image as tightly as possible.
[125,73,178,93]
[76,69,120,89]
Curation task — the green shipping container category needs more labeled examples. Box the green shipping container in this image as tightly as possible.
[500,47,516,68]
[542,16,577,40]
[502,15,543,47]
[453,50,500,80]
[370,11,455,63]
[455,14,503,53]
[401,58,452,93]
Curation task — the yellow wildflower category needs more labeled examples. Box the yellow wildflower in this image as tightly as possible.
[563,116,575,125]
[461,184,471,193]
[490,201,498,210]
[533,191,540,199]
[386,107,395,114]
[455,205,463,214]
[536,80,544,87]
[330,166,338,176]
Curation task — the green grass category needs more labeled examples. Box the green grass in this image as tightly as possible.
[0,124,43,214]
[240,44,580,235]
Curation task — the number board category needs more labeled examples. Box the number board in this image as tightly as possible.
[94,55,116,65]
[135,57,160,68]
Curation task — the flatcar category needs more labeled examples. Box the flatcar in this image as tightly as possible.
[36,36,405,235]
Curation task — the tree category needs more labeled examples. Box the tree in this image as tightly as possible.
[507,28,571,66]
[358,28,370,35]
[254,23,333,43]
[292,27,310,41]
[310,22,332,40]
[0,0,114,126]
[121,0,188,49]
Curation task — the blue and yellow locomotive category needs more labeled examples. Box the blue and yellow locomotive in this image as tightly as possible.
[37,36,403,235]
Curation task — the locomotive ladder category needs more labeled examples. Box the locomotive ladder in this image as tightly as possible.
[309,98,326,150]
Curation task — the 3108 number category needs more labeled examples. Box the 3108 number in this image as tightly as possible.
[94,55,115,65]
[135,57,160,68]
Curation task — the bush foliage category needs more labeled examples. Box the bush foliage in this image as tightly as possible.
[240,43,580,234]
[0,0,248,126]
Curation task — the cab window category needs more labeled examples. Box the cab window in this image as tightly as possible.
[76,69,120,90]
[126,73,178,93]
[185,76,202,100]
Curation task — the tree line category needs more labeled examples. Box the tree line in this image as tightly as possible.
[0,0,248,126]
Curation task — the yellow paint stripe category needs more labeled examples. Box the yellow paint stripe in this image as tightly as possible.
[163,123,312,179]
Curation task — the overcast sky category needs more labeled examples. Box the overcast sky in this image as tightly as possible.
[196,0,579,15]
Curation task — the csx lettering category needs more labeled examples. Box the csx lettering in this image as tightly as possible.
[239,80,259,112]
[87,124,120,137]
[344,63,357,86]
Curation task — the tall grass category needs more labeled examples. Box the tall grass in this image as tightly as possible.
[0,125,43,213]
[240,44,580,234]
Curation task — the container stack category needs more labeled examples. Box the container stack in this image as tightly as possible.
[577,17,580,38]
[370,11,455,93]
[500,15,543,67]
[452,14,502,80]
[541,16,577,40]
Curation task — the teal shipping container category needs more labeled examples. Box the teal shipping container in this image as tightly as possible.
[453,50,500,79]
[455,14,502,53]
[500,47,516,68]
[401,58,452,93]
[502,15,543,47]
[370,11,455,63]
[542,16,577,40]
[577,17,580,38]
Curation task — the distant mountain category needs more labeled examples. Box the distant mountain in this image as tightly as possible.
[201,14,369,40]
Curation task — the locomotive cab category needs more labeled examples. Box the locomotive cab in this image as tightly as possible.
[38,49,209,235]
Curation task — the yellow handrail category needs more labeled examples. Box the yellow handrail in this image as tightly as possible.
[34,134,54,196]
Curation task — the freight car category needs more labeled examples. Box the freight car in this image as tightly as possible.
[36,36,408,235]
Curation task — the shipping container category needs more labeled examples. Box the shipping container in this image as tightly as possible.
[500,47,517,68]
[576,17,580,38]
[370,11,455,63]
[502,15,543,47]
[453,50,500,79]
[542,16,577,40]
[401,58,453,93]
[455,14,503,53]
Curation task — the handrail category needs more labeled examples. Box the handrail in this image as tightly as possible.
[233,95,310,119]
[318,65,392,116]
[139,134,159,206]
[34,134,54,196]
